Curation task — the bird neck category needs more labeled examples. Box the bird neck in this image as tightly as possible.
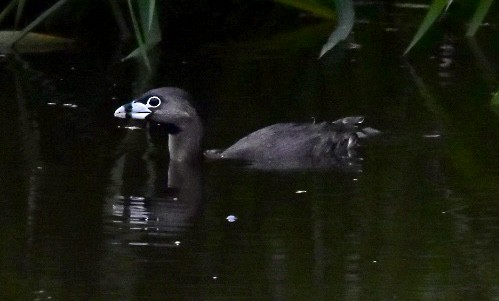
[168,117,203,163]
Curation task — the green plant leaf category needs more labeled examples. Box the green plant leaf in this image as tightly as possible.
[0,0,19,26]
[466,0,493,37]
[10,0,69,46]
[137,0,161,45]
[404,0,449,55]
[122,43,156,61]
[14,0,26,28]
[125,0,151,71]
[319,0,354,57]
[273,0,335,19]
[107,0,131,40]
[147,0,155,30]
[0,30,74,53]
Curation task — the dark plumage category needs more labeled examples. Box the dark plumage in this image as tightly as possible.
[114,87,379,169]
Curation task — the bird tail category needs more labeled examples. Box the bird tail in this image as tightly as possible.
[203,149,224,160]
[333,116,381,139]
[333,116,364,125]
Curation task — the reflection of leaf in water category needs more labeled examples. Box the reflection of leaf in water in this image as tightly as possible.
[490,90,499,115]
[273,0,335,20]
[405,62,450,124]
[211,22,333,55]
[408,62,499,200]
[0,31,74,53]
[492,90,499,105]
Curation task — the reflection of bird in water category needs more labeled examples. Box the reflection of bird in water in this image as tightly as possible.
[101,119,203,298]
[106,123,202,243]
[114,87,380,170]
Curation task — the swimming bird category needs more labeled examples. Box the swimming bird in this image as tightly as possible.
[114,87,379,169]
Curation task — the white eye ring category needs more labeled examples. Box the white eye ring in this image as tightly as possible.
[147,96,161,108]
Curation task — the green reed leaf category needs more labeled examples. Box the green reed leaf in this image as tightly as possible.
[125,0,151,71]
[0,30,74,53]
[319,0,354,57]
[147,0,155,30]
[137,0,161,45]
[14,0,26,28]
[0,0,20,26]
[404,0,449,55]
[466,0,493,37]
[10,0,69,46]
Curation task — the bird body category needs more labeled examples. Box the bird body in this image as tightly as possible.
[210,122,358,160]
[114,87,379,169]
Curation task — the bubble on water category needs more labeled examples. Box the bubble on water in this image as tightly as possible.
[63,103,78,108]
[226,215,237,223]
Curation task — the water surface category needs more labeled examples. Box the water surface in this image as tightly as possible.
[1,3,499,300]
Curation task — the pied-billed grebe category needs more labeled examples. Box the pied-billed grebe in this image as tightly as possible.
[114,87,380,168]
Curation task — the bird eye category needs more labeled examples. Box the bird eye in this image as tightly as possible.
[147,96,161,108]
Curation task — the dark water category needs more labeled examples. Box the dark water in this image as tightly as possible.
[2,3,499,301]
